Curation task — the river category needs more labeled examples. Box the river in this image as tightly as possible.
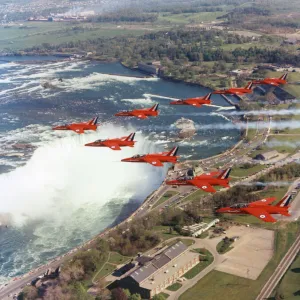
[0,57,239,282]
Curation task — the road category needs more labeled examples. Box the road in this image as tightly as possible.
[256,233,300,300]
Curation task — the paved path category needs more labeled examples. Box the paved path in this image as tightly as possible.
[256,233,300,300]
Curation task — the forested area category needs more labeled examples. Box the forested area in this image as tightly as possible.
[259,163,300,182]
[23,28,299,89]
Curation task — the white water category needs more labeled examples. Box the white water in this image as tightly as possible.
[0,124,166,226]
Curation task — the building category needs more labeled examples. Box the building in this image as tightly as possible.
[182,219,219,237]
[138,62,161,75]
[254,150,279,161]
[230,69,253,77]
[117,241,200,298]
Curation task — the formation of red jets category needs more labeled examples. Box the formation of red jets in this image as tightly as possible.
[51,73,292,222]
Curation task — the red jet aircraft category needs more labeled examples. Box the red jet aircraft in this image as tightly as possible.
[115,104,159,119]
[52,117,98,134]
[216,194,293,223]
[213,82,253,96]
[252,73,288,86]
[166,168,231,193]
[121,146,179,167]
[170,93,212,107]
[85,133,136,150]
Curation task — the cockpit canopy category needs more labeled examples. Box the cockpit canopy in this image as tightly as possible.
[95,139,105,143]
[132,154,143,158]
[178,176,193,180]
[229,203,248,209]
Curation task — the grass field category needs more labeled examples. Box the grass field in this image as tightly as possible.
[94,263,116,281]
[179,222,300,300]
[108,252,131,265]
[157,12,224,24]
[153,191,179,208]
[158,292,170,299]
[181,239,195,247]
[166,282,182,291]
[273,253,300,299]
[0,22,158,51]
[267,135,299,154]
[231,164,266,177]
[216,239,234,254]
[180,190,206,204]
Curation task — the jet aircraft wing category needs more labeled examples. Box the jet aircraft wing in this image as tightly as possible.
[144,157,163,167]
[107,143,121,150]
[73,128,84,134]
[131,112,148,119]
[192,181,216,193]
[243,207,277,222]
[251,197,276,206]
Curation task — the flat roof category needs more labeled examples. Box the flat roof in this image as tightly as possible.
[140,250,199,290]
[128,241,188,284]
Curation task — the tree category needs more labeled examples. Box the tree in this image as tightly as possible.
[18,286,38,300]
[111,288,128,300]
[129,294,142,300]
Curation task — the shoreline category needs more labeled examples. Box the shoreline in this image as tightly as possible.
[0,56,243,285]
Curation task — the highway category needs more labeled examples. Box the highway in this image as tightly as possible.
[256,233,300,300]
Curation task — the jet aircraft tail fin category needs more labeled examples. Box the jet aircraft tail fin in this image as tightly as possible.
[280,73,288,81]
[166,146,179,157]
[125,132,135,142]
[204,93,212,101]
[149,103,159,112]
[245,82,253,90]
[217,168,232,180]
[88,117,98,126]
[276,194,293,208]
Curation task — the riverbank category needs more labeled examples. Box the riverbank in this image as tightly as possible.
[0,58,242,287]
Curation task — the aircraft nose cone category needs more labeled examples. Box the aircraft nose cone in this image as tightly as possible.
[85,142,93,147]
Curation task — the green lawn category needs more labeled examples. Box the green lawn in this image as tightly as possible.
[153,191,179,208]
[157,292,170,299]
[216,239,234,254]
[179,222,300,300]
[274,253,300,299]
[153,225,180,241]
[180,239,195,247]
[231,164,266,177]
[94,263,116,281]
[157,12,224,24]
[180,190,206,205]
[166,282,182,291]
[183,249,213,279]
[108,252,131,265]
[0,22,156,51]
